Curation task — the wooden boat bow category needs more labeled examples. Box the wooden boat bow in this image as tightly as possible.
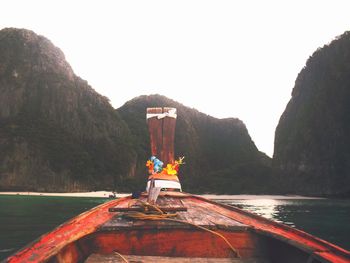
[5,192,350,263]
[5,107,350,263]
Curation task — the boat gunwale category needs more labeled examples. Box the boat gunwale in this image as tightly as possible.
[5,196,130,263]
[4,192,350,263]
[188,193,350,261]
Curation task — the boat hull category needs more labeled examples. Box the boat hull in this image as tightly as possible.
[5,192,350,263]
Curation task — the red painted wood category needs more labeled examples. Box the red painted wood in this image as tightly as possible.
[147,107,163,157]
[80,230,259,258]
[188,195,350,262]
[147,107,177,165]
[314,251,350,263]
[161,107,176,165]
[54,242,83,263]
[6,197,131,263]
[5,192,350,263]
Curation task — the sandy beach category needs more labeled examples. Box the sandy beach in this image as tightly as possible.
[200,194,324,200]
[0,191,324,199]
[0,191,129,198]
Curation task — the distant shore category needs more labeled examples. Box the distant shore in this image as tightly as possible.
[0,191,324,199]
[200,194,325,200]
[0,191,128,198]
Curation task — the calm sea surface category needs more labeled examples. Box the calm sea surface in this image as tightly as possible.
[0,195,349,260]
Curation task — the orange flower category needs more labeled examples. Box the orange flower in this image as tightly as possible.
[146,160,154,173]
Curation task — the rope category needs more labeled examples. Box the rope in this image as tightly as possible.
[114,251,128,263]
[122,200,241,258]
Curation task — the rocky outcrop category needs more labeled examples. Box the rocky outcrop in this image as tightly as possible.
[118,95,272,194]
[0,28,272,193]
[0,28,135,191]
[274,32,350,197]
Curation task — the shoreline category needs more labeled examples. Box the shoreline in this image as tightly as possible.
[200,194,325,200]
[0,191,325,199]
[0,191,129,198]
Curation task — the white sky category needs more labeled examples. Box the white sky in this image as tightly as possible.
[1,0,350,157]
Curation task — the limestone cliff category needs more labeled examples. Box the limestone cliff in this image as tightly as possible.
[0,28,272,193]
[0,28,135,191]
[274,32,350,196]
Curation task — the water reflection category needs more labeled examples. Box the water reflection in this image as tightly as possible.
[220,197,350,250]
[222,199,296,227]
[238,199,279,220]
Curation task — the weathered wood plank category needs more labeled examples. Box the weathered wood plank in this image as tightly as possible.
[108,206,187,212]
[82,228,264,259]
[147,107,163,158]
[85,253,269,263]
[99,215,134,230]
[102,195,248,231]
[161,107,176,164]
[146,107,177,164]
[156,196,184,208]
[179,198,248,229]
[148,185,161,204]
[184,199,247,224]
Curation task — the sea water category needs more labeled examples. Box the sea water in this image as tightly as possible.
[0,195,349,260]
[0,195,109,260]
[221,198,350,251]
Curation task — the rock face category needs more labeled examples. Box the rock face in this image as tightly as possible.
[0,28,272,193]
[274,32,350,197]
[0,28,135,191]
[118,95,272,194]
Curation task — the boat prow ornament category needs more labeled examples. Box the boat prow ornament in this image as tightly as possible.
[146,107,183,193]
[146,156,184,193]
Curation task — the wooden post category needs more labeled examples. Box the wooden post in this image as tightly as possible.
[161,107,177,165]
[147,107,163,158]
[146,107,177,165]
